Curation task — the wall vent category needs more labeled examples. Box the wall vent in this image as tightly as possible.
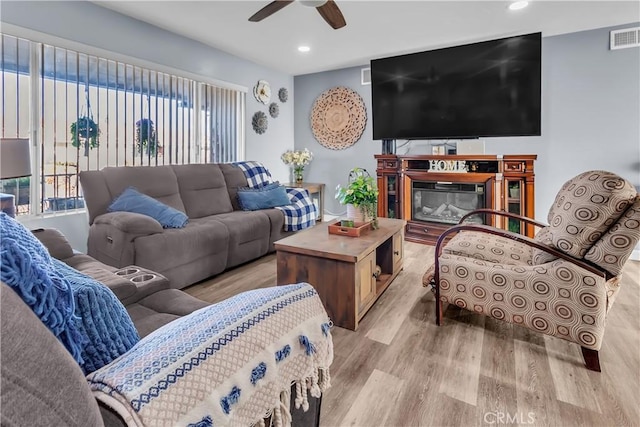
[610,27,640,50]
[361,67,371,85]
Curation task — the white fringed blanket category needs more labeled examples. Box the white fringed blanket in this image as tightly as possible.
[87,283,333,427]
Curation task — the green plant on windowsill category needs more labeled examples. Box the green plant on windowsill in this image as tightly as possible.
[335,167,379,229]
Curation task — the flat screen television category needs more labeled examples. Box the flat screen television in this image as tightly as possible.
[371,32,541,140]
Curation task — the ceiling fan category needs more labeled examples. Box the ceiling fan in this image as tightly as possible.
[249,0,347,30]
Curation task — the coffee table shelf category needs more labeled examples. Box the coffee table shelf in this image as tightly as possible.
[275,217,406,331]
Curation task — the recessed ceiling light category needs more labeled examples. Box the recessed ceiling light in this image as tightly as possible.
[298,45,311,53]
[509,1,529,10]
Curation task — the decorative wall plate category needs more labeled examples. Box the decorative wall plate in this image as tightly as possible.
[269,102,279,118]
[253,80,271,104]
[278,87,288,103]
[310,86,367,150]
[252,111,268,134]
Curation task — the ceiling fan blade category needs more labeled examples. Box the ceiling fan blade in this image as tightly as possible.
[316,0,346,29]
[248,1,294,22]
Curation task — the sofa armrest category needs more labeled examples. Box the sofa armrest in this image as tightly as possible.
[81,267,137,301]
[94,212,163,236]
[30,228,75,260]
[112,266,171,305]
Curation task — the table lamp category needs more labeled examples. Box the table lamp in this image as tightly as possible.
[1,138,32,217]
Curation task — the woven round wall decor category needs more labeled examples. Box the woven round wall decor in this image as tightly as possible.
[310,86,367,150]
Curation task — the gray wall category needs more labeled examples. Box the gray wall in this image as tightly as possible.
[294,24,640,220]
[1,0,297,250]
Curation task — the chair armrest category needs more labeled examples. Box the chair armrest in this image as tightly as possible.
[459,208,548,229]
[93,212,163,236]
[435,223,608,279]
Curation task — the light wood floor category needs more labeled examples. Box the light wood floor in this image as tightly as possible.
[186,242,640,427]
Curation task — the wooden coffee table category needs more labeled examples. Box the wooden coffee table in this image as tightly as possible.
[275,217,406,330]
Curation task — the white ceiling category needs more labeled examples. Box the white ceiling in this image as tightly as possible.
[94,1,639,76]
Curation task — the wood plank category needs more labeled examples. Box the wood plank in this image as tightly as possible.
[544,335,603,412]
[480,317,516,384]
[438,309,485,406]
[475,375,518,427]
[338,369,405,427]
[514,340,561,426]
[365,272,425,345]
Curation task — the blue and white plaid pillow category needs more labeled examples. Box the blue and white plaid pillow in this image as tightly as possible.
[233,161,273,188]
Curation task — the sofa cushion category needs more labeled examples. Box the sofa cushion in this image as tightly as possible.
[237,182,291,210]
[101,165,186,214]
[209,211,271,267]
[125,303,180,338]
[109,187,188,229]
[172,164,233,218]
[220,163,252,211]
[0,283,104,427]
[133,220,230,277]
[138,289,210,316]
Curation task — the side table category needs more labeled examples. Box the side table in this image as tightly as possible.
[283,182,325,222]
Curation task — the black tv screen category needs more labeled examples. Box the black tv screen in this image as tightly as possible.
[371,32,541,140]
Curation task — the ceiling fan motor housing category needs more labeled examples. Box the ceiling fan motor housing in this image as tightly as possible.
[300,0,328,7]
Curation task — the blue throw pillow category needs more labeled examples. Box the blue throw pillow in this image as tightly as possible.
[237,182,291,211]
[108,187,188,228]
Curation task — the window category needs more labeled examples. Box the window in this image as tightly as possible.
[0,33,245,216]
[0,35,32,214]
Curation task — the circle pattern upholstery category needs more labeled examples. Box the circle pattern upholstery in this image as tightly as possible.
[438,254,608,350]
[544,170,636,258]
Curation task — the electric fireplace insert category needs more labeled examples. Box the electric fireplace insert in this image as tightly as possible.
[412,181,486,225]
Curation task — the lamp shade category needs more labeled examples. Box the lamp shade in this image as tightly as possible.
[1,138,31,179]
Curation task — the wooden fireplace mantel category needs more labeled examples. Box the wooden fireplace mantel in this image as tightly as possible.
[375,154,537,245]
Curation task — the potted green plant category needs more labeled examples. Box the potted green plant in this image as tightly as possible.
[70,116,100,157]
[135,118,160,155]
[335,167,379,228]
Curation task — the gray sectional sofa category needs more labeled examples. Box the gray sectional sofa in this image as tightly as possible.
[80,163,294,289]
[1,228,323,426]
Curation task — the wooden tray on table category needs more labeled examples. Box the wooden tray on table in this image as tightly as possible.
[327,220,372,237]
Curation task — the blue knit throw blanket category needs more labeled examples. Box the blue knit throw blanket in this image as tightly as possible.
[53,258,140,373]
[0,213,140,373]
[0,213,85,363]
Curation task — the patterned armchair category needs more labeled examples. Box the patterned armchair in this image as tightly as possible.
[429,170,640,371]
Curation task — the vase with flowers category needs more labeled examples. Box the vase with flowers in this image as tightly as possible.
[281,148,313,184]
